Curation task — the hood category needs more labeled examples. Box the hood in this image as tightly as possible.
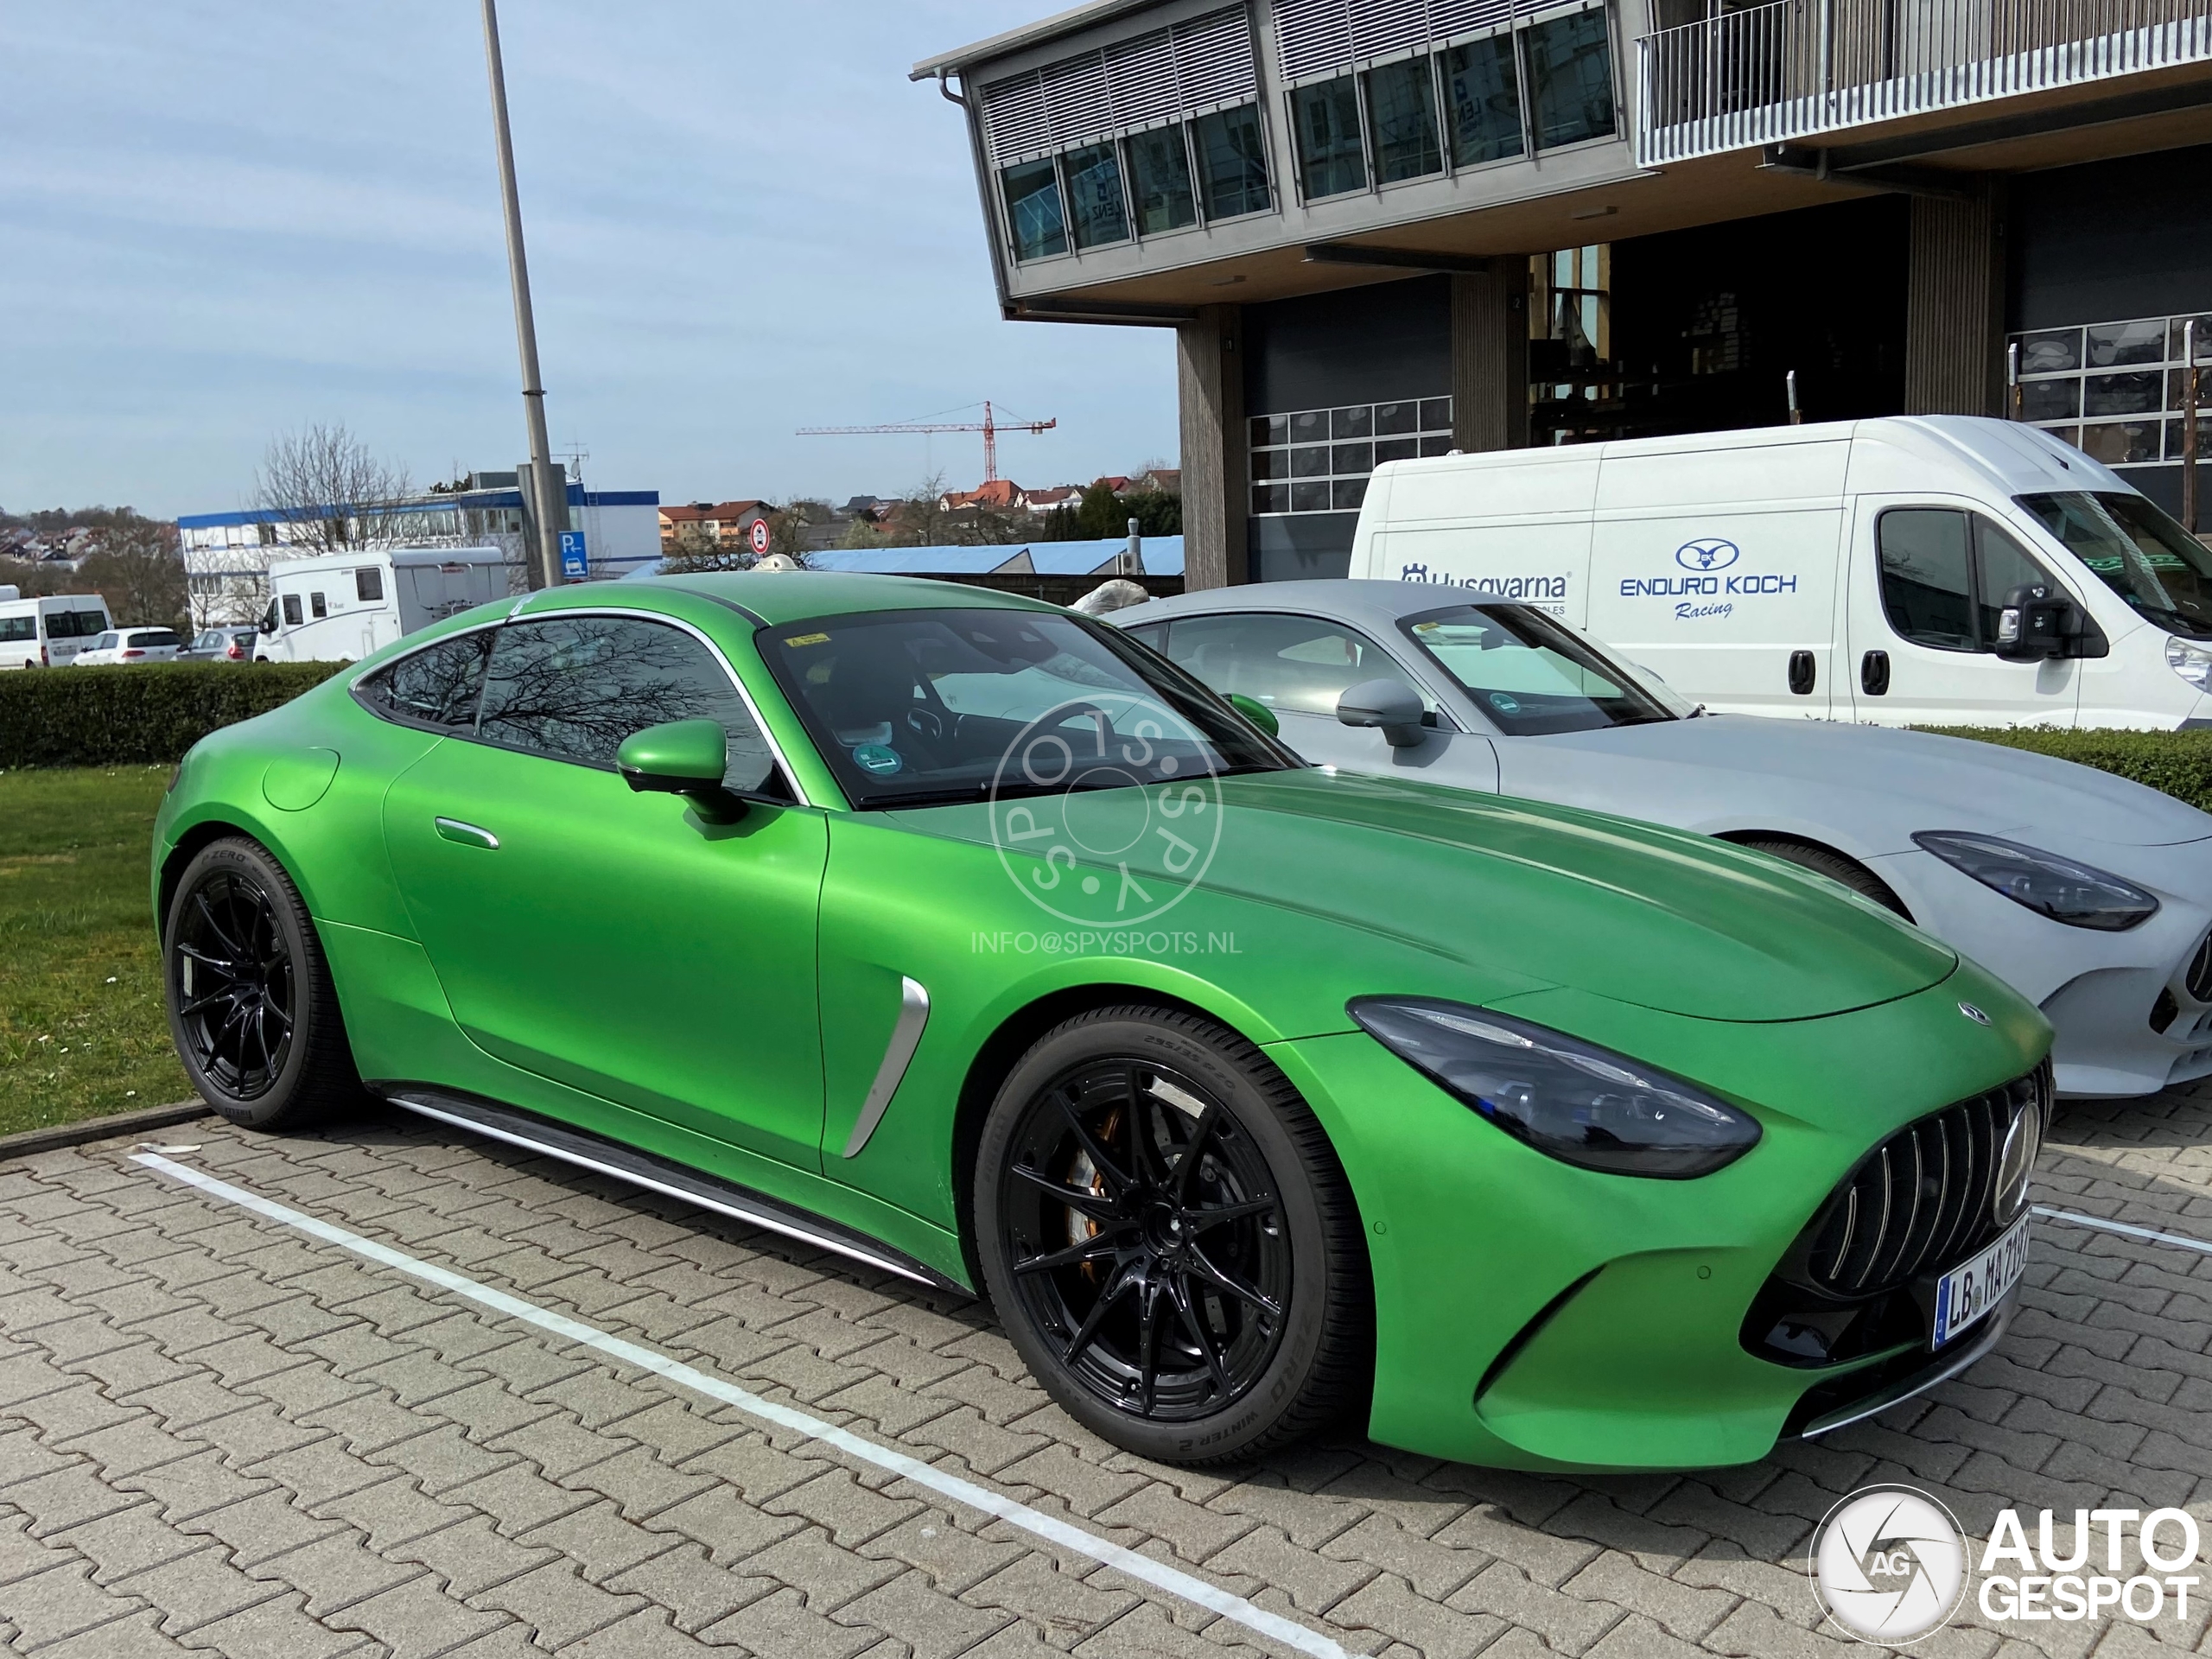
[1530,717,2212,849]
[900,768,1957,1023]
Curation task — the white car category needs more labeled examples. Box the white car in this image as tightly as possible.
[1115,579,2212,1098]
[72,627,183,665]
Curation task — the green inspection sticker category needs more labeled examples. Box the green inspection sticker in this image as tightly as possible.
[1489,692,1521,713]
[852,743,903,775]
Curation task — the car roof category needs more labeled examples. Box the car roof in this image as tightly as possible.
[645,571,1062,626]
[1115,579,1481,631]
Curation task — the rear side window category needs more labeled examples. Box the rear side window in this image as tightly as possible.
[354,630,494,731]
[356,568,385,603]
[0,617,34,644]
[48,610,105,639]
[1878,509,2062,653]
[474,615,779,793]
[311,592,328,620]
[282,594,303,626]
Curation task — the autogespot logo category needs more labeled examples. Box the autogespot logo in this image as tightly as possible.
[1812,1486,1969,1644]
[1675,537,1741,572]
[988,694,1224,926]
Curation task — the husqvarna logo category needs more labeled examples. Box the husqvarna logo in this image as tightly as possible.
[1675,537,1741,572]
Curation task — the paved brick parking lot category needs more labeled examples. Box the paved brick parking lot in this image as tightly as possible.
[0,1083,2206,1659]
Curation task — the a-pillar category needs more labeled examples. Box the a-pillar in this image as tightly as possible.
[1904,181,2006,416]
[1177,303,1247,589]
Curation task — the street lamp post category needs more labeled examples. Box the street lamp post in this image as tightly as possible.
[479,0,566,589]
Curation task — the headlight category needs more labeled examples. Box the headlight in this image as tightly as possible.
[1912,830,2158,931]
[2166,636,2212,692]
[1347,997,1762,1179]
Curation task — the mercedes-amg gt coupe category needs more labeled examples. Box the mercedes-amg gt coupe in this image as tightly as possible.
[155,573,2048,1470]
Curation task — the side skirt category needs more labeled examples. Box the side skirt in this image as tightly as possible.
[369,1082,966,1294]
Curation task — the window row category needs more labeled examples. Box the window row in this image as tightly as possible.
[1249,397,1454,516]
[2011,313,2212,468]
[1000,104,1271,264]
[1289,8,1615,204]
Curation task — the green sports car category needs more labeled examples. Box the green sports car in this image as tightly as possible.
[154,573,2050,1471]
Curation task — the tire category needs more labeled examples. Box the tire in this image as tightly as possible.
[162,836,365,1129]
[1735,836,1910,918]
[975,1004,1370,1465]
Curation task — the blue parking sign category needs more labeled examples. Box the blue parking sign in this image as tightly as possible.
[558,530,589,580]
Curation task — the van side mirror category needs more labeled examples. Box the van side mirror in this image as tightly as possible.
[617,719,747,823]
[1993,584,2078,661]
[1225,692,1279,739]
[1338,678,1427,747]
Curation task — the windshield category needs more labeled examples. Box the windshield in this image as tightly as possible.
[760,607,1295,808]
[2017,490,2212,639]
[1402,604,1678,734]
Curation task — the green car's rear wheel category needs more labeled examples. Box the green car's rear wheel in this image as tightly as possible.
[163,836,362,1129]
[976,1006,1369,1465]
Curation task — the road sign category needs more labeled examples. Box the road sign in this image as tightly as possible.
[747,518,772,556]
[558,530,588,580]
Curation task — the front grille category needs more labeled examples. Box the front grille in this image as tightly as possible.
[1742,1061,2049,1368]
[2188,934,2212,1003]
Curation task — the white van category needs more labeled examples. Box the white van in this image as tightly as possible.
[256,548,510,664]
[1350,415,2212,729]
[0,590,115,669]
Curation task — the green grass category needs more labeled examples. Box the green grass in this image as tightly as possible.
[0,767,192,1135]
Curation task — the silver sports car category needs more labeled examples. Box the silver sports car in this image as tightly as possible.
[1116,579,2212,1099]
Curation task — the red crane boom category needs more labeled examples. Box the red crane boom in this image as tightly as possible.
[796,400,1056,484]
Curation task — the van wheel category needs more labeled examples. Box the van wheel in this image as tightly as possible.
[162,837,365,1129]
[1734,836,1910,918]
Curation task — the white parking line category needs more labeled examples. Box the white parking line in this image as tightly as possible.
[2033,1204,2212,1256]
[129,1151,1346,1659]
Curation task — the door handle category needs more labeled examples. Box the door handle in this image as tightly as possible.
[1788,650,1816,696]
[1860,650,1891,697]
[434,817,500,850]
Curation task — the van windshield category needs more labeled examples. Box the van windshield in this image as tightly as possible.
[1402,605,1677,734]
[2016,491,2212,639]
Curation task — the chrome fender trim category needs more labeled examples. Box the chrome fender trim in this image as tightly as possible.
[842,976,931,1160]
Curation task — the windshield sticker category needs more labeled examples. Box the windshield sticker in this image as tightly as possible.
[851,743,903,775]
[1487,691,1522,714]
[784,632,830,648]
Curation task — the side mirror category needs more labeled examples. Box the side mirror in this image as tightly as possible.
[1338,678,1427,748]
[1226,692,1279,739]
[617,719,746,822]
[1993,583,2076,661]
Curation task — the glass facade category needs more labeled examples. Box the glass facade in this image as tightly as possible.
[1194,105,1271,219]
[998,104,1271,263]
[2010,314,2212,467]
[1363,59,1443,183]
[1249,397,1455,516]
[1524,10,1617,150]
[1294,77,1367,200]
[1444,35,1524,167]
[1001,159,1066,262]
[1125,128,1197,233]
[1063,142,1129,249]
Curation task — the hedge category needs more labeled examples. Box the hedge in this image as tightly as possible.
[0,663,346,769]
[1919,726,2212,816]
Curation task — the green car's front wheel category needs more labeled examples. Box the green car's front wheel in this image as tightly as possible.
[162,836,362,1130]
[976,1006,1370,1465]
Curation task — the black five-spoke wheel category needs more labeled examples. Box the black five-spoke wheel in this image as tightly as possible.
[1003,1058,1288,1421]
[162,836,363,1129]
[977,1005,1369,1465]
[172,868,296,1098]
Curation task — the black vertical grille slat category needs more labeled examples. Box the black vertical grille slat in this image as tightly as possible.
[1802,1063,2046,1300]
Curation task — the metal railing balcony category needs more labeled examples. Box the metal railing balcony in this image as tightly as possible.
[1636,0,2212,166]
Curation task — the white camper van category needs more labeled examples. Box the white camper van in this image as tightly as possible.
[1350,415,2212,729]
[256,548,510,664]
[0,590,115,669]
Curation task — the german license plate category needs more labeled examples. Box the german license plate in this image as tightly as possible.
[1931,1213,2031,1348]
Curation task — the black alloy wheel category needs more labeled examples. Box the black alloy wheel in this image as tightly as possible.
[976,1006,1369,1465]
[162,836,364,1129]
[171,868,296,1099]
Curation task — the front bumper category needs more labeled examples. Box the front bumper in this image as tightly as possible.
[1266,961,2047,1471]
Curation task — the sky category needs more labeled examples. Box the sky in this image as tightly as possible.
[0,3,1179,519]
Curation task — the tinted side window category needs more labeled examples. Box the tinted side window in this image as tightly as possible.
[310,592,327,620]
[1877,509,1975,652]
[1973,516,2056,643]
[282,594,303,626]
[0,618,34,644]
[476,616,779,792]
[355,631,493,731]
[356,568,385,603]
[1162,613,1406,715]
[1121,622,1167,653]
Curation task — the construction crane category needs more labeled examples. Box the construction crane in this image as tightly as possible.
[796,400,1056,485]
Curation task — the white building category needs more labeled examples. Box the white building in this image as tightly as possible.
[177,475,663,626]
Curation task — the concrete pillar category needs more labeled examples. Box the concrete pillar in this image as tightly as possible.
[1904,181,2005,417]
[1452,267,1529,453]
[1177,303,1246,589]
